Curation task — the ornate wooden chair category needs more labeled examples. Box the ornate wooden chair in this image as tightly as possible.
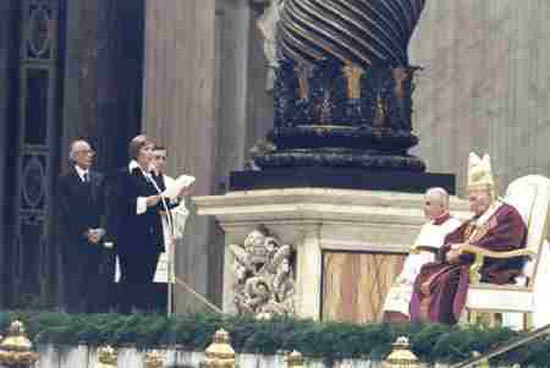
[461,175,550,329]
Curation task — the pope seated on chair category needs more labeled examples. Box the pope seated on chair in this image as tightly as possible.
[410,152,528,324]
[383,187,462,322]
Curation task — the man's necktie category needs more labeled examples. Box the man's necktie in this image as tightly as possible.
[83,172,89,183]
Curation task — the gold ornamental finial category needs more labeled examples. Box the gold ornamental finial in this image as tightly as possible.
[96,345,117,368]
[144,350,165,368]
[0,320,39,366]
[383,336,420,368]
[287,350,304,368]
[202,328,235,367]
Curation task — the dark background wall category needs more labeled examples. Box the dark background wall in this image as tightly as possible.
[61,0,144,176]
[0,0,20,307]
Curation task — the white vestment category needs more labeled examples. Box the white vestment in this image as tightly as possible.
[383,216,462,316]
[153,174,190,283]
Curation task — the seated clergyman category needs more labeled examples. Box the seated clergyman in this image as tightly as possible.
[410,153,527,324]
[383,187,462,322]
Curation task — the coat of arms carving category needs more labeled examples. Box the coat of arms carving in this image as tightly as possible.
[229,226,295,317]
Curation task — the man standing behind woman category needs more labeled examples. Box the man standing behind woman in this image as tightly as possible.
[150,146,194,282]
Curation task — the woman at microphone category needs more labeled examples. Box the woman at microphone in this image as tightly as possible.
[114,134,166,312]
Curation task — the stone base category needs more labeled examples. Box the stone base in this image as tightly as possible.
[194,188,469,322]
[254,149,427,172]
[230,168,455,194]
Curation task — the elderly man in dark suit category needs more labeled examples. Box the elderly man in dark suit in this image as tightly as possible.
[58,139,111,313]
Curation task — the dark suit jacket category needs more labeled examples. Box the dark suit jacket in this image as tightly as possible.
[114,166,166,255]
[58,167,108,258]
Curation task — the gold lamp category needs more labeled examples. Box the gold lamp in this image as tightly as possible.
[286,350,304,368]
[144,350,165,368]
[0,320,39,367]
[202,328,235,367]
[96,345,117,368]
[383,336,420,368]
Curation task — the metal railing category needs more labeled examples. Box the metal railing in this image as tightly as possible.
[451,324,550,368]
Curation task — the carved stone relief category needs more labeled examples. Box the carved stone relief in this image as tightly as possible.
[229,226,295,317]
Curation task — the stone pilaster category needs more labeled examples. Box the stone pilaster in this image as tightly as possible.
[295,225,322,319]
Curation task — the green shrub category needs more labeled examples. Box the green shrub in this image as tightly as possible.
[0,311,547,366]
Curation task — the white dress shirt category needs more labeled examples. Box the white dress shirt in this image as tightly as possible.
[74,165,89,183]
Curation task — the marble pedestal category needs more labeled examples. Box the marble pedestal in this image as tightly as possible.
[193,188,470,322]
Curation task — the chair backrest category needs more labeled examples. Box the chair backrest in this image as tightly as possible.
[503,175,550,286]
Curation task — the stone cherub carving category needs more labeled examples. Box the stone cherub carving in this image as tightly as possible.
[255,0,286,90]
[229,226,295,317]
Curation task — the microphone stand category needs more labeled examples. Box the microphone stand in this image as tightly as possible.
[162,200,175,316]
[153,174,222,316]
[148,173,175,316]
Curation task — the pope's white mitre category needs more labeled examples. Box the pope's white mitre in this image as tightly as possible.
[467,152,494,189]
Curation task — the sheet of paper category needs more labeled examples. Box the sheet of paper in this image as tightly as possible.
[162,174,196,200]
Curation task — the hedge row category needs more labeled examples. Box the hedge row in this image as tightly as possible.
[1,311,549,366]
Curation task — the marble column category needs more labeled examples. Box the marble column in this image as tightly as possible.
[214,0,252,180]
[142,0,216,188]
[141,0,218,313]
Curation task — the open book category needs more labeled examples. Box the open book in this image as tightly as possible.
[162,174,196,200]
